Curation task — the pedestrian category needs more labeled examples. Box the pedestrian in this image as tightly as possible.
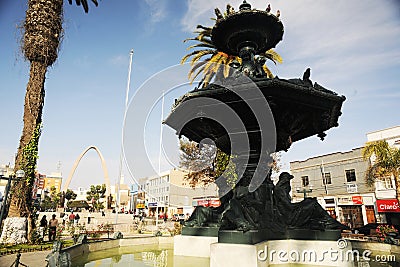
[48,214,58,241]
[63,213,68,226]
[69,211,75,225]
[101,210,105,217]
[39,215,47,242]
[74,213,80,225]
[139,211,143,222]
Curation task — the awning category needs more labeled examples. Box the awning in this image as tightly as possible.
[377,199,400,213]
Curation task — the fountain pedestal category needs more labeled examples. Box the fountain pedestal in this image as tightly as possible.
[174,235,217,258]
[210,239,354,267]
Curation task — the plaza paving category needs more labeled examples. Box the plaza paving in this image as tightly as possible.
[0,211,176,267]
[0,250,50,267]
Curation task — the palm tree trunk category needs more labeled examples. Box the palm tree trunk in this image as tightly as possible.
[6,61,46,242]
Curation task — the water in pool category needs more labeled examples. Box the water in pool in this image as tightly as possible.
[73,244,210,267]
[73,243,400,267]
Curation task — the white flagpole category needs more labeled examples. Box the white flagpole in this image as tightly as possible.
[115,49,134,225]
[156,91,165,231]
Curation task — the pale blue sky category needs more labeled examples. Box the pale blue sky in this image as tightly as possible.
[1,0,399,190]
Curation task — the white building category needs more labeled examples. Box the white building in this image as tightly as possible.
[366,126,400,225]
[290,147,375,229]
[138,168,219,217]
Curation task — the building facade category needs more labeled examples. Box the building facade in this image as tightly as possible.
[43,172,63,193]
[137,168,219,217]
[290,147,375,228]
[366,126,400,225]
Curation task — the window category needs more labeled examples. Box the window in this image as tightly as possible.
[301,176,309,187]
[325,198,335,204]
[377,177,393,189]
[323,173,332,185]
[345,169,356,182]
[384,177,393,189]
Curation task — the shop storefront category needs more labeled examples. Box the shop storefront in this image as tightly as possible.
[323,198,337,219]
[148,202,166,217]
[337,196,364,228]
[376,199,400,225]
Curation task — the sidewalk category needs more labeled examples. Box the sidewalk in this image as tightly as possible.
[0,250,50,267]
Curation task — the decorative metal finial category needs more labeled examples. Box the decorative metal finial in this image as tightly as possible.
[239,0,251,11]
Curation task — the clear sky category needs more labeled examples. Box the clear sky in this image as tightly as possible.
[1,0,399,190]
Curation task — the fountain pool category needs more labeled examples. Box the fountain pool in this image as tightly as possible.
[72,243,210,267]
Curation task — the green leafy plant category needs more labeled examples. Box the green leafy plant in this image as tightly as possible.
[86,184,106,211]
[376,224,398,238]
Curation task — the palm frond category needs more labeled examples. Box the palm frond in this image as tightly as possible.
[190,50,216,66]
[187,42,215,51]
[196,25,212,31]
[223,57,235,78]
[190,64,207,84]
[202,53,223,76]
[68,0,98,13]
[188,61,208,81]
[263,65,274,78]
[181,49,215,64]
[203,69,216,87]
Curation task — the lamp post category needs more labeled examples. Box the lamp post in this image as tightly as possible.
[0,170,25,233]
[296,185,313,199]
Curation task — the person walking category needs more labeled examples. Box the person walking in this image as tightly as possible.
[69,211,75,225]
[74,213,80,225]
[62,213,68,225]
[39,215,47,242]
[48,214,58,241]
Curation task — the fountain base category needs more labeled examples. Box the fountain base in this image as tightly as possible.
[210,239,354,267]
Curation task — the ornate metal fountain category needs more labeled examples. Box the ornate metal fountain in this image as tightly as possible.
[165,1,347,244]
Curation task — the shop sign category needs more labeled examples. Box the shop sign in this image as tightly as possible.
[195,198,221,207]
[136,203,145,209]
[148,202,157,207]
[377,199,400,213]
[352,196,363,205]
[209,199,221,207]
[337,196,352,205]
[197,200,209,207]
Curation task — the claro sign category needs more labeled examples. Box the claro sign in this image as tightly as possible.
[377,199,400,213]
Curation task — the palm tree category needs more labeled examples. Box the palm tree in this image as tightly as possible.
[4,0,99,243]
[362,140,400,202]
[181,4,282,88]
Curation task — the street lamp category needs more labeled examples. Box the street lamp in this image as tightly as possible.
[296,185,313,199]
[0,170,25,233]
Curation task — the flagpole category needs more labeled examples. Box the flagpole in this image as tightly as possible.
[155,90,165,232]
[115,49,134,225]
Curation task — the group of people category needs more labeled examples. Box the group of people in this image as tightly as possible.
[39,214,58,242]
[62,211,80,225]
[38,211,81,242]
